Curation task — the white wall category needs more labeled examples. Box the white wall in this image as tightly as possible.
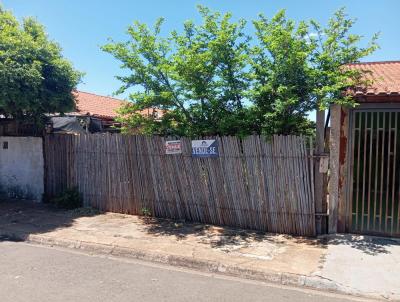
[0,137,44,201]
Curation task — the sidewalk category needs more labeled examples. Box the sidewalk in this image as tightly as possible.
[1,199,399,301]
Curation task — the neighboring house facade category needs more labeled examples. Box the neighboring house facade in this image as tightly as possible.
[67,91,126,133]
[0,90,163,135]
[64,91,163,133]
[330,61,400,238]
[0,91,127,135]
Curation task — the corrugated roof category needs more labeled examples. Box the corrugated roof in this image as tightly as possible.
[347,61,400,96]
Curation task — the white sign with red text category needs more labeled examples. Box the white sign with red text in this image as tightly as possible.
[165,140,182,154]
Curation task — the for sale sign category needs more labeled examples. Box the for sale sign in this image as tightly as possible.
[191,140,219,158]
[165,140,182,154]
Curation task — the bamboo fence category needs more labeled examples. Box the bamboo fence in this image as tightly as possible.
[44,134,316,236]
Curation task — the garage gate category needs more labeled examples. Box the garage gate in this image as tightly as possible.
[350,109,400,237]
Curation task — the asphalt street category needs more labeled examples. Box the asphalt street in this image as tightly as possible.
[0,241,373,302]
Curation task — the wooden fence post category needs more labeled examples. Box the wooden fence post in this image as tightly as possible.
[315,110,325,234]
[329,104,341,234]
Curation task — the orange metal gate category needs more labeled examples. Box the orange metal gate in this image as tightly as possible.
[350,110,400,237]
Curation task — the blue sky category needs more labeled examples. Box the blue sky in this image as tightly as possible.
[2,0,400,99]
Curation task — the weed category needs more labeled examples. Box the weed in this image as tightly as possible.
[50,187,83,210]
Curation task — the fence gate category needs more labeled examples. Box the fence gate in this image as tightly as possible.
[350,109,400,237]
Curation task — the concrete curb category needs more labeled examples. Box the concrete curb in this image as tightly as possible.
[0,230,385,301]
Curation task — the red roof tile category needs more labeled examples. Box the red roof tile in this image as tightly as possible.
[73,91,126,119]
[347,61,400,96]
[73,91,164,119]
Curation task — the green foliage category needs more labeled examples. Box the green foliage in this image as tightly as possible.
[50,187,83,210]
[0,6,82,129]
[103,5,253,137]
[251,8,378,135]
[103,6,378,137]
[141,207,152,217]
[308,8,379,110]
[252,11,317,136]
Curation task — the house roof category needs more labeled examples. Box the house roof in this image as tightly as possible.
[347,61,400,97]
[73,91,164,119]
[73,91,126,119]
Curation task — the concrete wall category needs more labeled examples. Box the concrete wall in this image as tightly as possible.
[0,137,44,201]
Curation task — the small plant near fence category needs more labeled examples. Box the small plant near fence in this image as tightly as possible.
[50,187,83,210]
[141,207,152,218]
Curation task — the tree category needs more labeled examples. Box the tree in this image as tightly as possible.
[0,6,82,129]
[251,9,378,136]
[102,5,256,137]
[309,8,379,110]
[251,11,316,136]
[104,6,378,137]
